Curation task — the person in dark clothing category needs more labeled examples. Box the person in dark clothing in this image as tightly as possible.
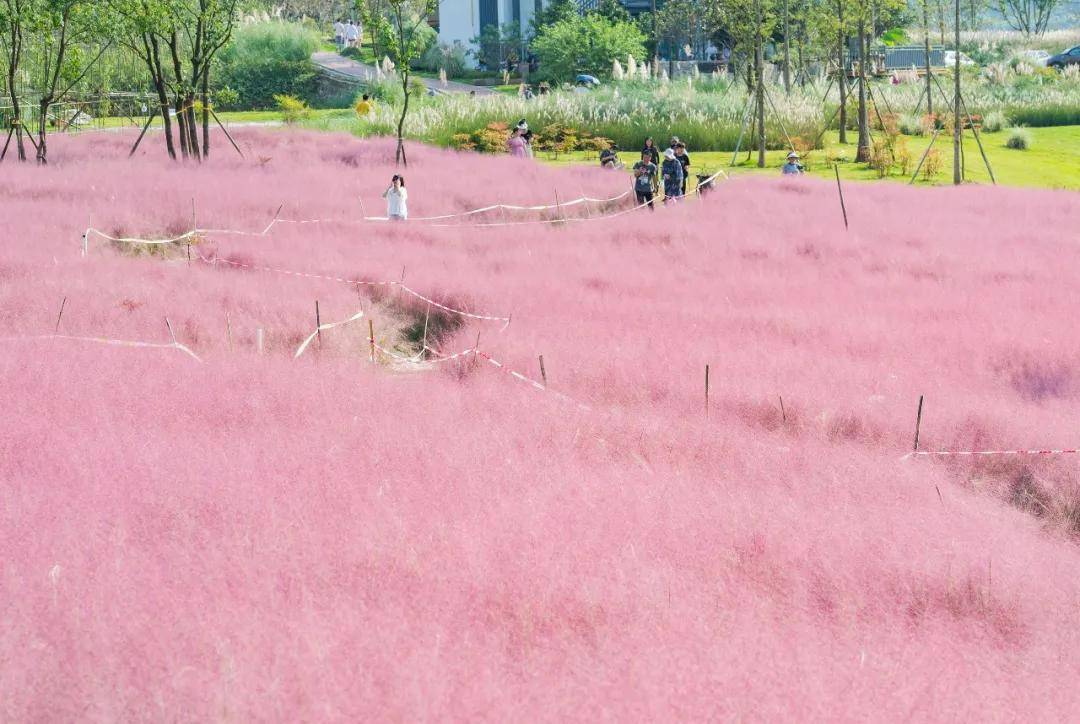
[641,137,661,167]
[674,142,691,195]
[661,148,683,203]
[632,150,658,210]
[599,142,620,169]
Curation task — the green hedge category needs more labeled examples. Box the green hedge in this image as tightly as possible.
[218,22,321,110]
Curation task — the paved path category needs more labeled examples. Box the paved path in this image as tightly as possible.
[312,52,498,96]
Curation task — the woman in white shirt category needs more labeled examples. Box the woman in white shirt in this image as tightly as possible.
[382,175,408,221]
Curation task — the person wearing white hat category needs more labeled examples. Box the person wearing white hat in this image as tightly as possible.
[661,147,684,203]
[782,151,804,175]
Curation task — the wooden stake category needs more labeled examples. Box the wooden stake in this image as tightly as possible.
[315,300,322,350]
[257,327,265,355]
[54,296,67,334]
[554,188,564,221]
[208,107,244,158]
[935,484,943,506]
[833,164,848,230]
[474,330,481,361]
[165,316,177,345]
[539,355,547,387]
[913,395,924,451]
[226,311,232,351]
[128,109,157,157]
[705,364,710,419]
[188,197,195,265]
[779,394,786,423]
[369,319,375,362]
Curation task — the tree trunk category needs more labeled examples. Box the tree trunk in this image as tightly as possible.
[396,74,410,166]
[37,99,49,164]
[856,19,870,162]
[922,0,933,118]
[953,0,961,184]
[201,68,210,159]
[837,2,848,145]
[755,0,766,168]
[6,49,26,162]
[782,0,791,93]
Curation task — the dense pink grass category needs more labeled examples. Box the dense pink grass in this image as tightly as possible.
[2,129,1080,719]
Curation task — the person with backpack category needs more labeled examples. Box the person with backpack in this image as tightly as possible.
[674,142,691,195]
[632,150,658,211]
[661,148,684,203]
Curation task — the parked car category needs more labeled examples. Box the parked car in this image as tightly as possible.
[1047,46,1080,70]
[1017,49,1050,66]
[575,74,601,87]
[942,50,976,67]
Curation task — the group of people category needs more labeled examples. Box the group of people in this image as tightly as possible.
[333,20,362,50]
[630,137,693,210]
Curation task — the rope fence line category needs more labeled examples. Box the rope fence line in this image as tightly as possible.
[80,170,729,253]
[0,333,202,362]
[903,448,1080,460]
[196,253,512,327]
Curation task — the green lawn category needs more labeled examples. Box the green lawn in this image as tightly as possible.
[543,126,1080,191]
[83,108,342,131]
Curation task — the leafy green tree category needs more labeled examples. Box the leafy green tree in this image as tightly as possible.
[531,13,646,81]
[469,21,520,71]
[358,0,438,165]
[591,0,630,23]
[529,0,575,37]
[217,21,321,109]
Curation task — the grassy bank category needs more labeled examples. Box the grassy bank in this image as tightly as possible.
[544,126,1080,191]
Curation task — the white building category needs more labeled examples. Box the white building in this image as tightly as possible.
[436,0,541,51]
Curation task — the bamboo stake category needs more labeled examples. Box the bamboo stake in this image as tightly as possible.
[913,395,925,451]
[421,303,430,355]
[539,355,547,387]
[165,316,177,345]
[779,394,786,423]
[53,296,67,334]
[909,127,941,184]
[315,300,322,350]
[369,319,375,363]
[257,327,264,355]
[834,164,848,230]
[226,311,232,351]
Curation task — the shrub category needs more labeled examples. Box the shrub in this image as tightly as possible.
[1005,127,1031,150]
[982,110,1008,133]
[469,22,522,71]
[274,94,313,124]
[897,113,926,136]
[531,14,646,81]
[1007,104,1080,127]
[419,42,470,78]
[921,148,943,182]
[217,22,320,110]
[340,46,363,60]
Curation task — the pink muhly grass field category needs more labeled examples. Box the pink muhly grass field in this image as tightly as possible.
[2,129,1080,720]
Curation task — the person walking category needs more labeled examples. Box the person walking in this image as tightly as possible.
[674,142,691,195]
[333,19,345,50]
[641,136,661,167]
[632,150,658,210]
[344,20,359,49]
[782,151,804,175]
[661,148,684,203]
[382,175,408,220]
[515,120,534,158]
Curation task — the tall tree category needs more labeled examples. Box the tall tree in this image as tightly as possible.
[996,0,1060,34]
[0,0,31,160]
[359,0,438,166]
[32,0,113,163]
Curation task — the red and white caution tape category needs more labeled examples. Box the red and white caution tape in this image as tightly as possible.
[294,309,366,359]
[476,350,592,411]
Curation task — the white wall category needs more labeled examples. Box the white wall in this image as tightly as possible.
[438,0,480,46]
